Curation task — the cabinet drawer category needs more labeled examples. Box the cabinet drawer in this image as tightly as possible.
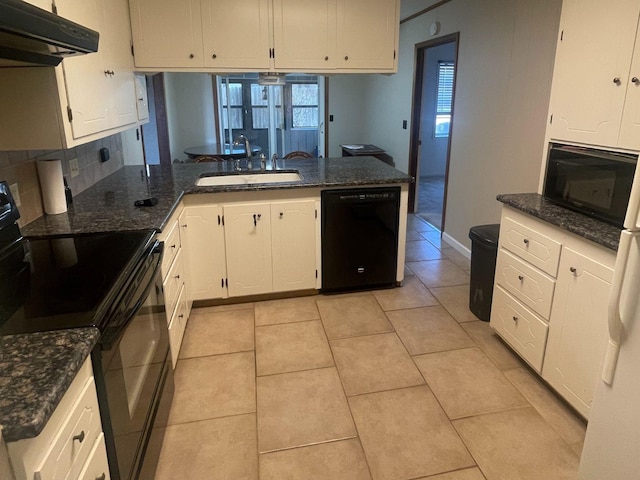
[78,433,110,480]
[163,248,184,324]
[495,249,556,319]
[160,220,181,278]
[500,215,562,277]
[35,377,102,480]
[490,286,549,372]
[168,284,189,368]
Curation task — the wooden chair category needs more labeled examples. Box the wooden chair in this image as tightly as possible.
[283,150,314,159]
[194,155,226,163]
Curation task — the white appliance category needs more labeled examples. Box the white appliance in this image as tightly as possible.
[578,166,640,478]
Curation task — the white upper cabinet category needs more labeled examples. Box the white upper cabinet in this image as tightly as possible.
[128,0,398,73]
[129,0,204,67]
[548,0,640,150]
[336,0,398,70]
[201,0,271,69]
[272,0,337,69]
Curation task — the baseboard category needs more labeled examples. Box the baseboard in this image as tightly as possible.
[442,232,471,259]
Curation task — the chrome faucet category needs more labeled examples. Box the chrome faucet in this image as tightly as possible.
[233,134,252,171]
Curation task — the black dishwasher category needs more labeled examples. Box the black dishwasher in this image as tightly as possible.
[321,187,400,292]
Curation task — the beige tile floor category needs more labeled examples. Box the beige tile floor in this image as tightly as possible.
[154,215,586,480]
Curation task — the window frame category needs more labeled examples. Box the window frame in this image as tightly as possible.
[434,61,454,138]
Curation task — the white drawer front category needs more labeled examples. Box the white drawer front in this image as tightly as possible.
[163,248,184,324]
[490,286,549,372]
[35,377,102,480]
[495,249,556,319]
[160,220,181,279]
[168,284,189,368]
[78,433,110,480]
[500,215,562,277]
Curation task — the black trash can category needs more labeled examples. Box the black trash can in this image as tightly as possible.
[468,224,500,321]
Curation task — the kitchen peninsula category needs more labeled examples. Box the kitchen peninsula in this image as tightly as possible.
[2,156,412,456]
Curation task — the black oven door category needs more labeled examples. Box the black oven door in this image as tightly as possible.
[92,240,173,480]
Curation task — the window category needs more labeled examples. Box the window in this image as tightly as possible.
[250,84,283,129]
[221,82,243,130]
[435,61,454,138]
[291,83,318,129]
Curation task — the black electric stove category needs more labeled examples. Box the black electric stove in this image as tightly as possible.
[0,181,155,336]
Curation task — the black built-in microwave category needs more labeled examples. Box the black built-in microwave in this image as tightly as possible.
[543,143,638,227]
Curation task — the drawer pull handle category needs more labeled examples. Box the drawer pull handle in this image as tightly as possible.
[175,274,180,279]
[96,474,106,480]
[73,431,85,443]
[518,275,524,281]
[253,213,261,226]
[613,77,621,85]
[179,314,184,318]
[182,223,188,228]
[633,77,640,84]
[523,239,529,245]
[171,244,176,249]
[570,266,577,274]
[512,316,518,322]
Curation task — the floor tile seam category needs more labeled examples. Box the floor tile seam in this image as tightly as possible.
[450,404,533,425]
[177,348,256,362]
[343,379,428,399]
[409,345,483,359]
[257,434,361,455]
[190,306,256,317]
[254,317,322,329]
[166,410,257,429]
[444,397,533,422]
[255,360,336,378]
[464,328,527,372]
[253,319,260,480]
[405,466,484,480]
[324,328,398,342]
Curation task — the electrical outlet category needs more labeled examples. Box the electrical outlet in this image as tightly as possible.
[9,183,21,207]
[69,157,80,178]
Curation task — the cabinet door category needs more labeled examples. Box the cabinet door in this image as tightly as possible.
[183,205,227,300]
[273,0,337,69]
[56,0,111,138]
[135,75,149,121]
[619,27,640,150]
[271,200,317,292]
[542,247,613,418]
[336,0,398,70]
[129,0,204,67]
[201,0,271,69]
[548,0,639,148]
[224,203,273,296]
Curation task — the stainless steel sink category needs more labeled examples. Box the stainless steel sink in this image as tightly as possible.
[196,171,302,187]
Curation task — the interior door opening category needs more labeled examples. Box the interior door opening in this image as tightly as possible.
[408,34,459,232]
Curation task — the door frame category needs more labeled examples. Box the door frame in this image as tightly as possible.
[407,32,460,231]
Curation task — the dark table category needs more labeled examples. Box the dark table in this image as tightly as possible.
[340,144,394,166]
[184,143,263,160]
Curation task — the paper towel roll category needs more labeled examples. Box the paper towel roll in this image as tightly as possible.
[36,159,67,215]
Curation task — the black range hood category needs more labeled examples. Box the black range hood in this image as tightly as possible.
[0,0,99,67]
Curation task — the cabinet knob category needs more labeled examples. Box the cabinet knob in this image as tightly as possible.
[171,244,176,249]
[344,55,349,61]
[253,213,261,226]
[613,77,621,85]
[633,77,640,85]
[179,314,184,318]
[279,212,283,218]
[518,275,524,281]
[570,266,577,274]
[73,431,85,443]
[96,474,106,480]
[182,224,188,228]
[523,238,529,245]
[189,53,195,59]
[324,56,329,61]
[138,97,144,101]
[175,274,180,279]
[512,316,518,323]
[212,53,217,59]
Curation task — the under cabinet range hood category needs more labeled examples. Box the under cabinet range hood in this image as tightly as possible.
[0,0,99,67]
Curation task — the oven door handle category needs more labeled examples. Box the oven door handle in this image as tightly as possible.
[101,241,163,346]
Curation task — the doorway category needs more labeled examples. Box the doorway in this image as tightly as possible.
[408,34,459,232]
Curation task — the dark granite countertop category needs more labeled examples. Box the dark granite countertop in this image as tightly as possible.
[22,156,413,237]
[0,328,100,442]
[497,193,622,251]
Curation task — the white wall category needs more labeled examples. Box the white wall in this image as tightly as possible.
[326,74,369,157]
[121,127,145,165]
[355,0,561,249]
[164,73,217,162]
[419,41,455,178]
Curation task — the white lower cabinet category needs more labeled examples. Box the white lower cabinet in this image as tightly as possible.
[542,246,613,418]
[491,206,615,418]
[183,194,319,300]
[7,359,110,480]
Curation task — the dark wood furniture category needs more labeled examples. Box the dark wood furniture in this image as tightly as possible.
[340,144,394,166]
[184,143,262,160]
[283,150,315,159]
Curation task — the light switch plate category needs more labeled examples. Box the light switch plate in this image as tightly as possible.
[9,183,21,207]
[69,158,80,177]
